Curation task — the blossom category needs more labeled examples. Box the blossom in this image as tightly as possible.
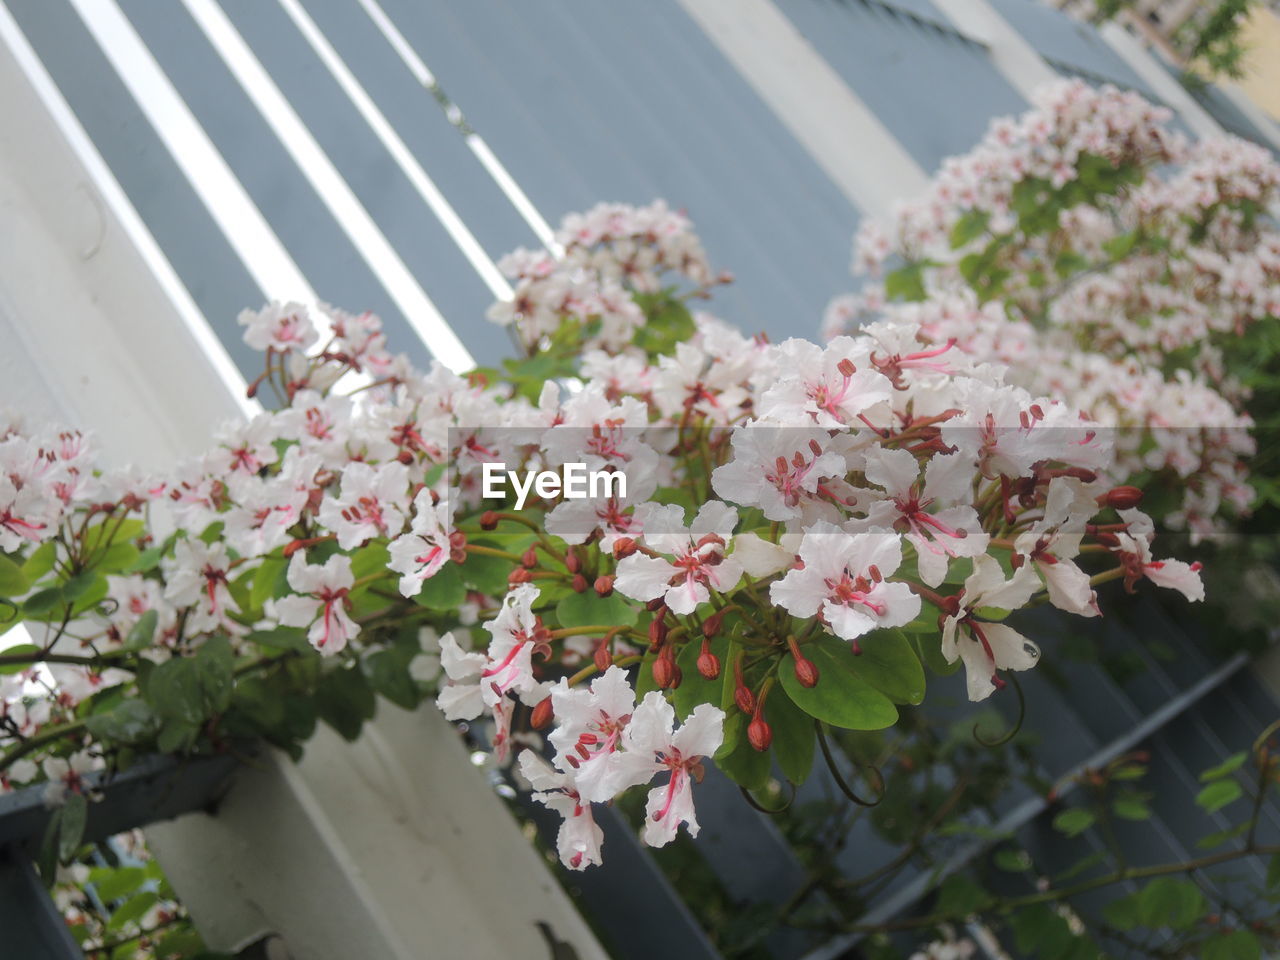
[711,425,850,522]
[547,666,637,803]
[436,632,486,722]
[161,539,244,636]
[0,476,54,552]
[621,694,724,846]
[387,489,460,598]
[771,522,921,643]
[1013,477,1099,616]
[238,301,318,353]
[317,461,410,549]
[614,502,743,615]
[756,338,893,428]
[276,551,359,655]
[857,448,989,587]
[1113,532,1204,602]
[519,751,605,870]
[940,556,1042,701]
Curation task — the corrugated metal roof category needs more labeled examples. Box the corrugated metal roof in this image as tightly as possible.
[774,0,1030,172]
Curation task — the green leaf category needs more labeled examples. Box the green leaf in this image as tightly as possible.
[87,866,147,903]
[59,792,88,862]
[1112,794,1152,821]
[459,551,512,596]
[1199,752,1247,782]
[1052,807,1096,837]
[251,556,289,609]
[1203,930,1260,960]
[0,553,30,597]
[106,890,159,933]
[22,541,56,581]
[995,847,1033,872]
[145,637,233,726]
[156,719,200,753]
[779,635,898,731]
[0,644,41,675]
[123,609,159,652]
[364,649,420,711]
[935,874,992,915]
[1196,778,1242,813]
[246,627,313,653]
[554,590,638,630]
[1012,903,1075,957]
[413,563,466,611]
[673,633,729,721]
[884,262,927,302]
[949,209,990,249]
[1101,229,1139,260]
[1267,853,1280,890]
[764,684,815,786]
[1137,877,1205,931]
[848,629,925,705]
[908,630,960,677]
[316,664,376,741]
[1102,892,1141,931]
[85,700,158,744]
[713,709,771,791]
[1197,821,1248,850]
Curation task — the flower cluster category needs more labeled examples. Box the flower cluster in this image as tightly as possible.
[828,80,1277,538]
[0,197,1208,873]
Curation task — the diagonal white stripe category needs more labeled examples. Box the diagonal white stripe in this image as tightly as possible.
[276,0,512,301]
[181,0,474,372]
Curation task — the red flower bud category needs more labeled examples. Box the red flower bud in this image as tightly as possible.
[653,653,679,690]
[648,618,668,650]
[646,597,667,613]
[702,610,726,638]
[508,568,533,585]
[480,511,499,530]
[571,574,588,593]
[613,537,638,559]
[1104,485,1144,510]
[530,697,554,730]
[521,547,538,569]
[747,716,773,752]
[794,656,819,688]
[594,638,614,673]
[594,575,614,597]
[734,685,756,715]
[397,450,415,465]
[565,551,582,574]
[696,638,720,680]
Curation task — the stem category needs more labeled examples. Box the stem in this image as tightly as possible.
[0,718,89,773]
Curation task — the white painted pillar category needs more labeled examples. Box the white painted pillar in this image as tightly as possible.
[1097,23,1224,139]
[675,0,929,218]
[0,13,606,960]
[927,0,1060,103]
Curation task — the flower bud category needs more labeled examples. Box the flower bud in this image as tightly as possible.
[747,716,773,752]
[397,450,415,465]
[696,639,720,680]
[521,547,539,569]
[480,511,499,530]
[652,652,679,690]
[508,568,533,585]
[572,574,589,593]
[646,597,667,613]
[565,551,582,574]
[648,618,668,651]
[594,575,614,597]
[530,697,554,730]
[594,638,613,673]
[702,609,726,638]
[1104,485,1144,510]
[794,656,819,688]
[734,685,756,715]
[613,537,638,559]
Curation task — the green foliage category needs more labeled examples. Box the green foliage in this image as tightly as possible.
[779,635,898,731]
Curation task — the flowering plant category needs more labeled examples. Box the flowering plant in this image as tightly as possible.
[1,188,1211,876]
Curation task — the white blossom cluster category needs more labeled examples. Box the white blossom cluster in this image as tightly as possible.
[1,200,1207,871]
[828,80,1275,538]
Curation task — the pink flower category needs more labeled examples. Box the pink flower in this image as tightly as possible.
[940,556,1042,701]
[620,694,724,847]
[387,489,459,598]
[614,502,743,615]
[276,551,359,655]
[547,666,637,803]
[519,751,605,870]
[162,540,244,637]
[238,301,318,353]
[318,461,410,549]
[771,523,921,643]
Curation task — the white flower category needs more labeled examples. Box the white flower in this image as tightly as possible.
[275,551,358,655]
[614,502,743,615]
[162,539,244,636]
[238,301,317,353]
[711,425,849,521]
[519,751,605,870]
[621,695,724,847]
[940,555,1042,701]
[318,461,410,549]
[387,489,457,598]
[547,666,638,803]
[771,522,921,643]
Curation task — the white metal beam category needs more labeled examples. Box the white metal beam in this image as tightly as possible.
[674,0,929,220]
[929,0,1060,104]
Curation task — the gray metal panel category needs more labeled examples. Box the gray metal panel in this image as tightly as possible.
[215,0,514,363]
[987,0,1158,96]
[774,0,1029,174]
[4,0,265,381]
[374,0,863,344]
